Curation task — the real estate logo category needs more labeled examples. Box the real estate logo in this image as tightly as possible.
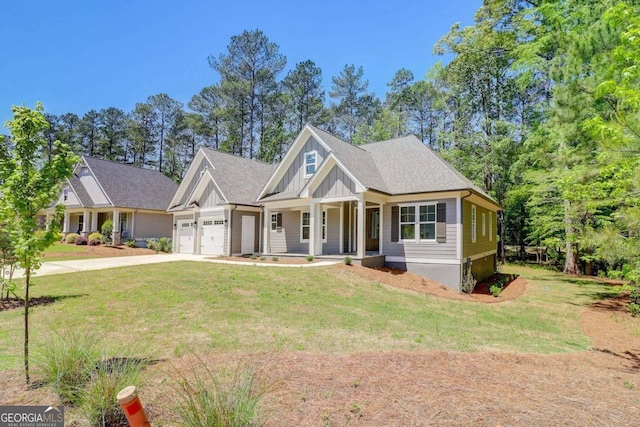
[0,406,64,427]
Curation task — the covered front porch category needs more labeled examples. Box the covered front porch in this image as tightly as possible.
[262,193,386,260]
[61,209,132,244]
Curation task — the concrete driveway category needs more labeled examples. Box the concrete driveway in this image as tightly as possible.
[22,254,338,277]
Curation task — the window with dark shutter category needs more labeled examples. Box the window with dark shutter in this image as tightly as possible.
[436,202,446,243]
[391,206,399,242]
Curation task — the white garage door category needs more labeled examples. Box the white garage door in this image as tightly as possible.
[178,220,194,254]
[201,218,225,255]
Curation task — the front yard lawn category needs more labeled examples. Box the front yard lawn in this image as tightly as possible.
[1,262,639,426]
[43,241,156,261]
[0,263,620,370]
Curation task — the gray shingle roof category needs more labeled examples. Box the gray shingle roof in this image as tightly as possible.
[68,175,93,206]
[200,148,276,205]
[83,157,178,211]
[309,126,389,193]
[308,125,494,202]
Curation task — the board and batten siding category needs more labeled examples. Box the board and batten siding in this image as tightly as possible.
[231,210,260,254]
[383,198,458,260]
[177,157,209,207]
[462,200,497,258]
[322,208,341,254]
[274,137,328,194]
[312,165,356,199]
[78,167,109,205]
[200,181,226,208]
[270,210,308,254]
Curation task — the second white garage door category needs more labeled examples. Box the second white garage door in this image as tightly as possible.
[200,218,225,255]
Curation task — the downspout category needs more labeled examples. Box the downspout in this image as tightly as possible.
[227,205,237,256]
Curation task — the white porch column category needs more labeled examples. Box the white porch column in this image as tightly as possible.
[339,203,344,254]
[309,202,316,256]
[357,196,365,259]
[379,203,384,255]
[91,211,98,233]
[263,206,271,255]
[63,212,70,233]
[82,210,89,236]
[112,210,120,245]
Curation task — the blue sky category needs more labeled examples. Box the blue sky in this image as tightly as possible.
[0,0,481,129]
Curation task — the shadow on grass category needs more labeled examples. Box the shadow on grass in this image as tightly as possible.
[0,294,87,312]
[593,348,640,371]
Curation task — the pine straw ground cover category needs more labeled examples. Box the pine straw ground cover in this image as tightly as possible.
[0,263,638,426]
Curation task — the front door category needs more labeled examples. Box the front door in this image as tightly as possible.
[366,208,380,252]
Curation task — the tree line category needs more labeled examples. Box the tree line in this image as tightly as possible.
[19,0,640,282]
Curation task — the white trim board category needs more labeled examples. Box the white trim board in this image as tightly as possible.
[385,256,462,265]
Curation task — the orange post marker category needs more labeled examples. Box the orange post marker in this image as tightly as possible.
[117,386,151,427]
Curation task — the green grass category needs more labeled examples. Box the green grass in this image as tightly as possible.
[45,242,88,254]
[0,263,627,370]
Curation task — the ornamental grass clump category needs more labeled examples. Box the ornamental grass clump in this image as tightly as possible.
[172,357,267,427]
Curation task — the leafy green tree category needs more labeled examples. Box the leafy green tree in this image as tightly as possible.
[0,103,78,383]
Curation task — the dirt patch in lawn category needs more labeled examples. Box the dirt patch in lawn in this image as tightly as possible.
[333,264,526,303]
[44,244,157,259]
[0,296,59,312]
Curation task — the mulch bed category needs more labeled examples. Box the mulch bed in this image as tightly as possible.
[213,256,322,265]
[0,296,58,312]
[334,264,526,303]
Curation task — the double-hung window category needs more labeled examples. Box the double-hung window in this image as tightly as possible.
[400,206,416,240]
[400,203,437,242]
[419,205,436,240]
[301,212,310,240]
[304,151,317,177]
[300,210,327,242]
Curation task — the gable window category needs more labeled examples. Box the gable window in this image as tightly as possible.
[271,213,282,231]
[63,188,69,201]
[471,204,477,243]
[482,212,486,237]
[489,212,493,241]
[304,151,317,177]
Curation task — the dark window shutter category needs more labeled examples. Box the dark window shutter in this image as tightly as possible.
[276,212,282,228]
[436,202,446,243]
[391,206,399,242]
